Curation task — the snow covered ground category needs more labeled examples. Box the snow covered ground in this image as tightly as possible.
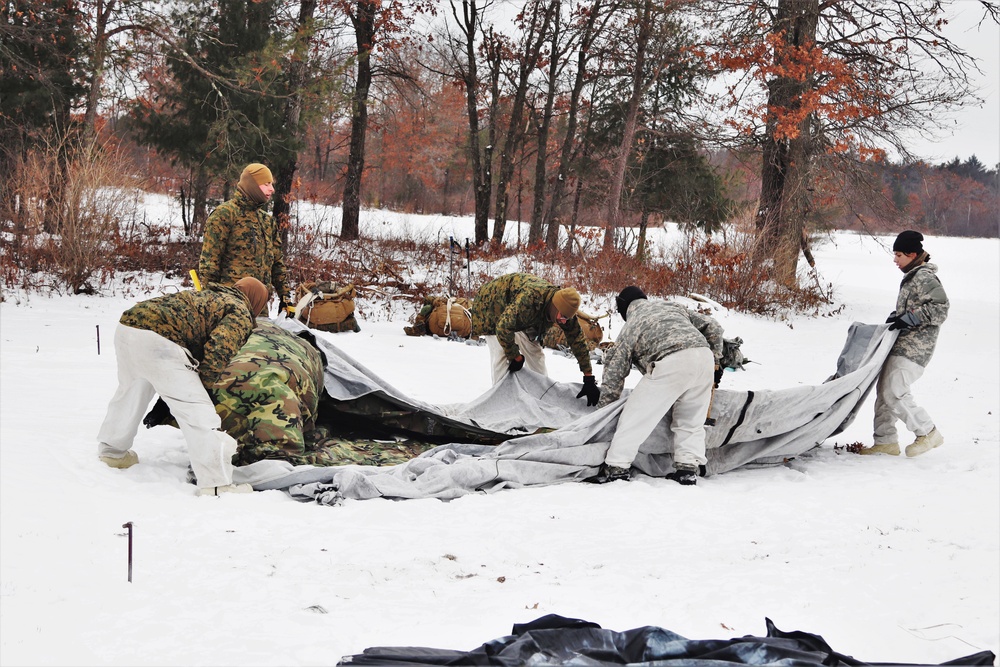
[1,202,997,666]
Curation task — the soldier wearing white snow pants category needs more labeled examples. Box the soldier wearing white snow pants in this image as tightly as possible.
[595,286,724,486]
[96,278,269,494]
[863,230,949,458]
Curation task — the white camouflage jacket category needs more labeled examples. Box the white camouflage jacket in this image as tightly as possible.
[597,299,723,408]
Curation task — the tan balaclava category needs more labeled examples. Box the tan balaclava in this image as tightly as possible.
[233,277,270,317]
[237,163,273,205]
[551,288,581,319]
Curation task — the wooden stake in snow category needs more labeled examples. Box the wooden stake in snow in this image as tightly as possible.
[96,325,100,355]
[122,522,133,583]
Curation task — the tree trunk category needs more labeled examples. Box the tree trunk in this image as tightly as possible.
[491,0,555,245]
[604,0,652,252]
[637,208,649,262]
[456,1,492,245]
[82,0,114,144]
[191,167,210,237]
[272,0,318,251]
[528,0,561,247]
[754,0,819,286]
[341,0,376,241]
[545,0,603,252]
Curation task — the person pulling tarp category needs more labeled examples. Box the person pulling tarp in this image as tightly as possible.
[592,286,725,486]
[469,272,600,407]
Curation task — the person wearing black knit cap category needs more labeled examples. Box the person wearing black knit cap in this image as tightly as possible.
[861,230,949,458]
[593,286,725,486]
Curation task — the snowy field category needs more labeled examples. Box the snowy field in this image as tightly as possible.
[1,199,998,665]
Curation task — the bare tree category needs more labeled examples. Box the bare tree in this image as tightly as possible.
[491,0,558,244]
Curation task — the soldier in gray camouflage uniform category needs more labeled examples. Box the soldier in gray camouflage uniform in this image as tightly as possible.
[862,230,949,457]
[470,273,600,405]
[198,163,290,308]
[594,286,724,486]
[96,278,270,496]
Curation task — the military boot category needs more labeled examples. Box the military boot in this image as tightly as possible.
[589,463,631,484]
[859,443,900,456]
[665,464,698,486]
[100,450,139,469]
[906,427,944,457]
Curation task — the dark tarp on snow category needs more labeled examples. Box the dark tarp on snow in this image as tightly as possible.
[335,613,995,666]
[230,321,895,503]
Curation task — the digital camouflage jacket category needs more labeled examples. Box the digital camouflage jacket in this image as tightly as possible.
[119,284,255,384]
[198,191,288,300]
[469,273,593,375]
[890,262,949,367]
[597,298,724,407]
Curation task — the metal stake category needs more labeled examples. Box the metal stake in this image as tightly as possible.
[96,325,101,355]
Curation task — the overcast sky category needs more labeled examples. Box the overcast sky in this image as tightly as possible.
[900,2,1000,167]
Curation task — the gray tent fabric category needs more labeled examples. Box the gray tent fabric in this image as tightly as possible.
[235,322,895,504]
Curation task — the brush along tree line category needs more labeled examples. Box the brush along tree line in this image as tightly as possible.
[1,0,997,300]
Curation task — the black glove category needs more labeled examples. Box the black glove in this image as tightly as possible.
[508,355,525,373]
[142,397,172,429]
[887,311,920,331]
[576,374,600,406]
[714,366,724,388]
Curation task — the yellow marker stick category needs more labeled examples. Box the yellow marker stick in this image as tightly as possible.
[189,269,202,291]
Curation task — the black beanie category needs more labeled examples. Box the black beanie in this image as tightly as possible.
[893,230,923,254]
[616,286,647,321]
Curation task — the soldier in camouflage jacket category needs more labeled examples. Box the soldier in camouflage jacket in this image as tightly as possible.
[96,278,269,495]
[863,230,949,458]
[470,273,599,404]
[198,163,289,306]
[595,286,724,485]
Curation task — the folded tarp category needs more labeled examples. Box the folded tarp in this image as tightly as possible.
[234,322,894,502]
[336,613,995,666]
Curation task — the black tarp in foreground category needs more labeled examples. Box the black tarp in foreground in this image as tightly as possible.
[336,613,995,666]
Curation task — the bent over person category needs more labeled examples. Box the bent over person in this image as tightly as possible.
[96,278,270,496]
[469,272,600,405]
[595,286,724,486]
[861,230,949,457]
[198,163,289,308]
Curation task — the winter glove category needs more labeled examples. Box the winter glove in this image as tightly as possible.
[714,365,724,388]
[143,397,172,429]
[887,311,921,331]
[576,374,600,406]
[508,355,525,373]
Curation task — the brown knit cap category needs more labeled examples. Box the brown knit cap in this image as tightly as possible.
[237,164,273,205]
[242,163,273,186]
[551,288,581,319]
[233,277,269,317]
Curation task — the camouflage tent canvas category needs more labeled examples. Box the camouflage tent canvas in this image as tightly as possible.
[146,320,508,469]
